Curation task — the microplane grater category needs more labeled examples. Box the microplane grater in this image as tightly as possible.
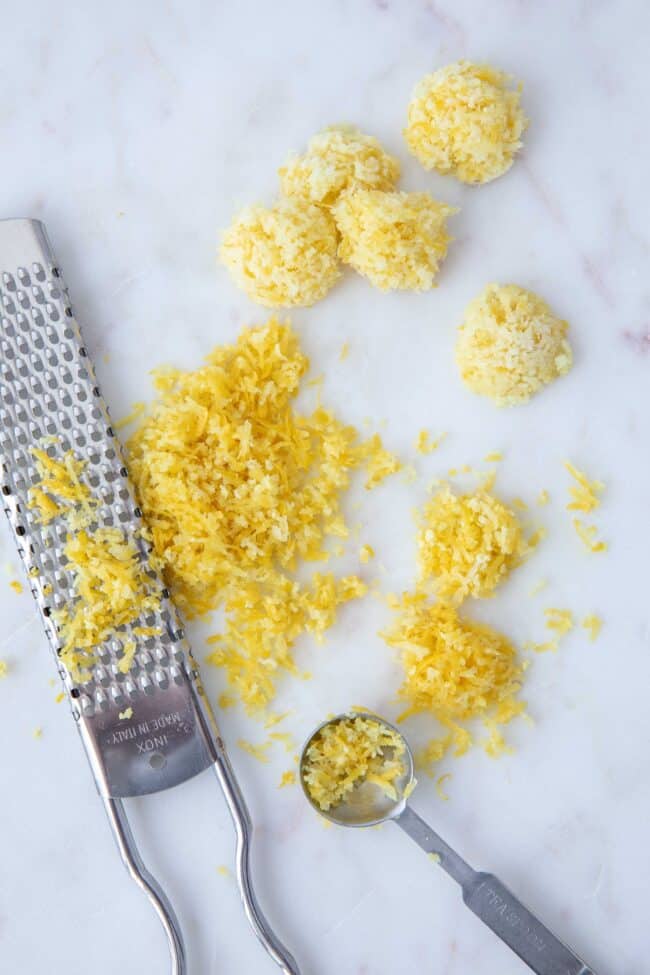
[0,218,300,975]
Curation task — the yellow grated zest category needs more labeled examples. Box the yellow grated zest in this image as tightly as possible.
[114,401,146,431]
[403,778,417,800]
[529,578,548,597]
[545,608,574,636]
[269,731,296,753]
[218,693,235,710]
[29,447,92,515]
[54,692,65,704]
[582,614,603,642]
[512,497,528,511]
[128,317,395,711]
[216,865,230,878]
[484,452,503,463]
[279,125,400,206]
[537,489,550,506]
[238,739,272,764]
[482,724,513,757]
[435,773,452,801]
[385,594,525,741]
[428,852,441,863]
[55,530,159,681]
[524,639,558,654]
[302,716,407,812]
[416,430,447,455]
[564,462,604,513]
[0,660,8,679]
[118,707,134,721]
[220,199,341,308]
[333,189,456,292]
[33,727,43,740]
[418,483,529,602]
[339,342,350,362]
[456,284,572,407]
[573,519,607,553]
[405,60,528,184]
[9,579,23,594]
[278,770,296,788]
[264,710,291,728]
[359,544,375,564]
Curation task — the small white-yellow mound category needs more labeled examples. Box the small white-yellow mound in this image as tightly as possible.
[220,199,341,307]
[280,125,400,206]
[333,189,455,291]
[405,61,527,184]
[456,284,572,406]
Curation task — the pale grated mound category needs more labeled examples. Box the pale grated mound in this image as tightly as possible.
[417,483,530,602]
[565,462,604,513]
[220,198,341,308]
[405,61,528,184]
[302,716,406,812]
[279,125,400,207]
[456,284,572,407]
[384,594,525,752]
[128,317,398,711]
[333,189,456,292]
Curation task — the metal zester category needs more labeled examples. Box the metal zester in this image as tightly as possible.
[0,218,301,975]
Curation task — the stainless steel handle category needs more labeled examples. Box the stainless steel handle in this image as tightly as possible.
[103,796,187,975]
[213,756,301,975]
[464,873,595,975]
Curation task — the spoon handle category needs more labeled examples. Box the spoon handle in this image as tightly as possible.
[463,872,595,975]
[396,806,595,975]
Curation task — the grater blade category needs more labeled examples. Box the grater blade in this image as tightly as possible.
[0,218,301,975]
[0,217,220,798]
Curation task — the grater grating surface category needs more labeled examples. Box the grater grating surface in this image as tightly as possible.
[0,218,301,975]
[0,218,220,797]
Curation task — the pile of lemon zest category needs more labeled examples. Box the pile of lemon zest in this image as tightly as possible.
[528,578,548,597]
[545,608,574,636]
[405,61,527,184]
[118,707,134,721]
[435,773,452,801]
[582,614,603,642]
[456,284,572,406]
[8,579,23,594]
[220,200,341,308]
[302,716,407,812]
[114,401,146,431]
[128,318,391,711]
[537,489,550,506]
[339,342,350,362]
[573,519,607,553]
[334,189,456,292]
[418,484,528,602]
[278,770,296,788]
[359,544,375,564]
[565,462,604,513]
[387,595,524,758]
[238,739,272,764]
[484,451,503,463]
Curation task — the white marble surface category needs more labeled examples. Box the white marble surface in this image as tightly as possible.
[1,1,649,973]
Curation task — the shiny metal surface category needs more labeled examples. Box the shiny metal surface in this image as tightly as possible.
[0,219,301,974]
[301,714,596,975]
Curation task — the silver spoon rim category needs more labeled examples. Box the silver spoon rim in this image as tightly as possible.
[299,711,416,828]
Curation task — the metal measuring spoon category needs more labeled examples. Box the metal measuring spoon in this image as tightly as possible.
[300,714,596,975]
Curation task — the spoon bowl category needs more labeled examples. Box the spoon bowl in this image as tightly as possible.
[299,712,415,827]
